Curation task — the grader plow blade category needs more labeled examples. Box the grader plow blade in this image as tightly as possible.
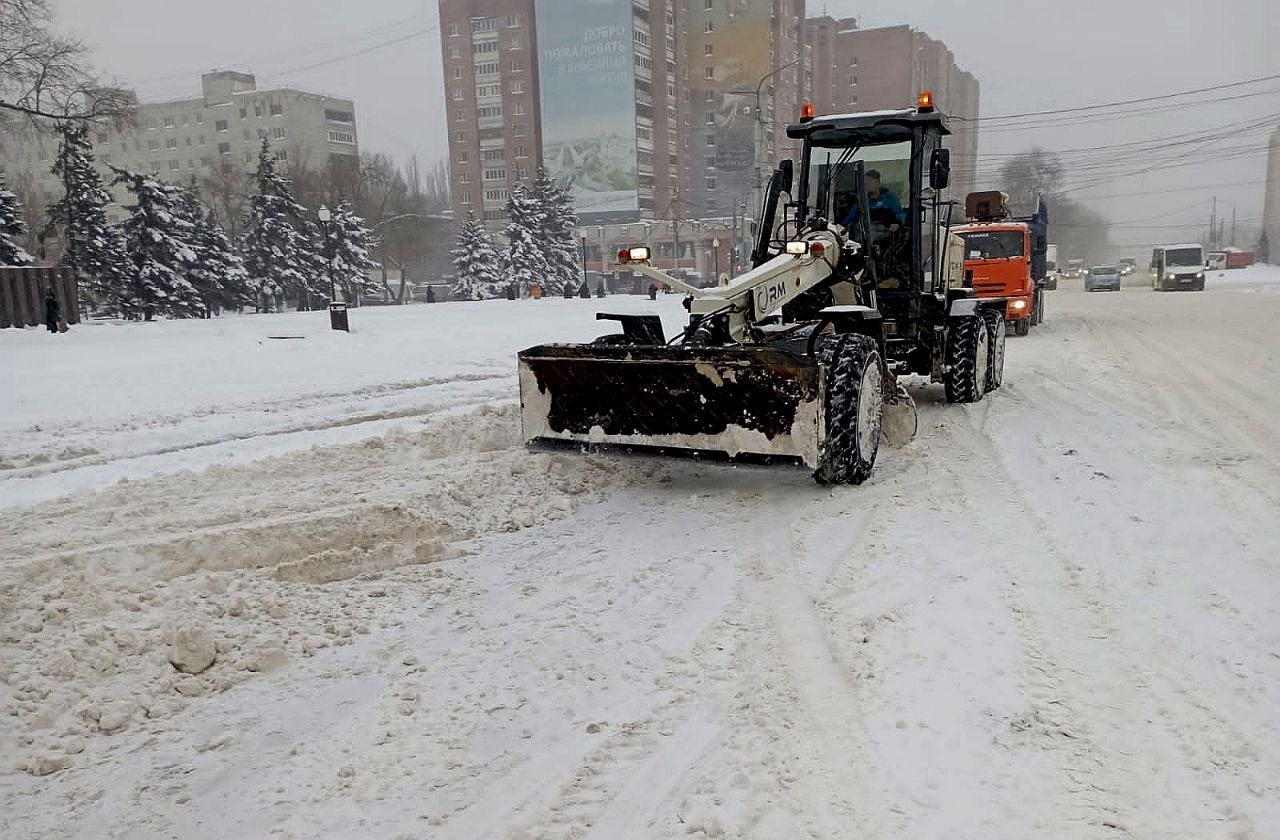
[517,344,825,466]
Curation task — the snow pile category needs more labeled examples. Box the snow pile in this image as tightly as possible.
[1210,263,1280,294]
[0,405,648,778]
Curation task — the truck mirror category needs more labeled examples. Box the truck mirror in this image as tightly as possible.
[930,148,951,190]
[778,160,793,194]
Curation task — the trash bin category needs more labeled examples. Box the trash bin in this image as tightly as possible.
[329,302,349,332]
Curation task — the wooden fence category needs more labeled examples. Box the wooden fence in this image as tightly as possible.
[0,267,81,329]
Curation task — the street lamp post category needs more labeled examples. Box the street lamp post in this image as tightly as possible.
[712,237,721,282]
[318,205,347,331]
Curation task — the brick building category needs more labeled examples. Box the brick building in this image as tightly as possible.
[805,18,980,196]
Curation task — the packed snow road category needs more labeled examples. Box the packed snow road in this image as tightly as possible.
[2,268,1280,839]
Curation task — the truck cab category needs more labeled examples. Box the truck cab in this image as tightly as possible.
[953,220,1036,335]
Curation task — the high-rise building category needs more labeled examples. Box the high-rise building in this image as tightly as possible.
[804,19,980,197]
[0,71,358,224]
[685,0,806,221]
[533,0,690,224]
[1264,127,1280,261]
[439,0,542,226]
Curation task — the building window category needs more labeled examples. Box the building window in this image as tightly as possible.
[705,132,715,146]
[239,108,247,119]
[454,108,466,122]
[196,113,203,124]
[453,88,464,101]
[517,166,528,179]
[850,76,858,85]
[515,145,528,158]
[705,176,717,190]
[505,15,520,27]
[473,41,498,56]
[243,129,251,141]
[482,209,505,222]
[509,60,525,72]
[252,104,262,117]
[704,66,715,79]
[447,23,460,37]
[185,136,192,146]
[148,139,159,151]
[460,172,471,184]
[198,135,206,145]
[482,167,506,181]
[258,127,269,139]
[705,111,715,124]
[168,160,180,171]
[146,118,156,129]
[164,116,175,128]
[187,159,195,169]
[447,44,461,59]
[510,80,525,94]
[512,100,525,115]
[476,83,500,98]
[166,137,177,149]
[273,127,286,139]
[217,142,230,154]
[704,19,714,33]
[201,156,211,166]
[455,130,468,142]
[151,161,161,174]
[215,119,228,132]
[325,109,353,123]
[475,61,499,76]
[477,105,502,118]
[482,148,505,161]
[270,103,283,116]
[460,190,472,204]
[704,43,713,56]
[120,142,128,152]
[484,188,508,202]
[451,66,464,80]
[327,129,355,144]
[244,151,253,163]
[508,37,522,50]
[637,125,652,141]
[277,149,288,161]
[182,114,190,126]
[704,0,713,8]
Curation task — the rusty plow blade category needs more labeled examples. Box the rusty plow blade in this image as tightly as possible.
[517,344,824,466]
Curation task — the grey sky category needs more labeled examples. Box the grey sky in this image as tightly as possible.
[56,0,1279,251]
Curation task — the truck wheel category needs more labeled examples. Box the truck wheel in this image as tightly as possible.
[944,315,989,404]
[981,311,1006,391]
[1014,317,1030,337]
[814,334,883,485]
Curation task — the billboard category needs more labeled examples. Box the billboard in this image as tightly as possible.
[703,1,773,174]
[535,0,638,215]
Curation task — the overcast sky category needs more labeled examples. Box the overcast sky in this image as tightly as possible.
[56,0,1279,251]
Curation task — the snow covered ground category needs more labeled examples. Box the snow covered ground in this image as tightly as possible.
[3,273,1280,839]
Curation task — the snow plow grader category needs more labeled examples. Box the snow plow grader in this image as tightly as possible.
[518,95,1008,484]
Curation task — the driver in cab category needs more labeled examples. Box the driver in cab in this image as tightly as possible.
[841,169,906,230]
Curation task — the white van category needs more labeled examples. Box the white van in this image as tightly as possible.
[1151,243,1205,292]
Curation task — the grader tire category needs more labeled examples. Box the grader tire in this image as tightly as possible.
[945,315,989,404]
[814,334,883,486]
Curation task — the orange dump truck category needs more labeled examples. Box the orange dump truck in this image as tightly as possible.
[953,192,1046,337]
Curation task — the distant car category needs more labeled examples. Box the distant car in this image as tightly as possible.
[1085,265,1122,292]
[1206,252,1227,271]
[1118,258,1136,276]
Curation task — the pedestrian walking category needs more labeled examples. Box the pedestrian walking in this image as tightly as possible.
[43,287,63,334]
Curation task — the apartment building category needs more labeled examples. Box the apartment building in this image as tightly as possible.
[685,0,806,220]
[0,71,358,225]
[439,0,542,226]
[806,19,980,197]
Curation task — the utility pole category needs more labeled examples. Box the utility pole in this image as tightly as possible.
[1210,196,1217,249]
[1231,206,1236,247]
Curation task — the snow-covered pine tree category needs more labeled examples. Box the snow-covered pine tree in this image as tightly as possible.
[451,211,503,300]
[240,140,313,311]
[175,183,251,314]
[47,123,131,311]
[324,201,380,303]
[111,167,205,320]
[0,173,34,266]
[530,167,580,295]
[502,183,551,296]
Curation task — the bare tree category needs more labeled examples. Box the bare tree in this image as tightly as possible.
[198,162,253,241]
[0,0,134,124]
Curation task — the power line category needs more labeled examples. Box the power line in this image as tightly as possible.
[950,73,1280,123]
[260,26,439,80]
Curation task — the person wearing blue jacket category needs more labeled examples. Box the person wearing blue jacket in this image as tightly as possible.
[842,169,906,229]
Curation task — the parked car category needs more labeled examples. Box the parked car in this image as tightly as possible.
[1118,258,1136,276]
[1085,264,1123,292]
[1206,251,1227,271]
